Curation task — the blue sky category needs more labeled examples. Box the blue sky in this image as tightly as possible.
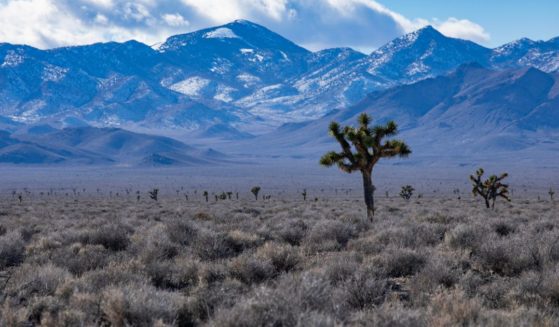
[387,0,559,46]
[0,0,557,52]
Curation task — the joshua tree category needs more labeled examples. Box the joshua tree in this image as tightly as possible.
[302,189,307,201]
[203,191,209,202]
[227,192,233,200]
[549,188,555,202]
[218,192,227,200]
[148,188,159,202]
[470,168,511,209]
[400,185,415,200]
[320,113,411,220]
[251,186,261,201]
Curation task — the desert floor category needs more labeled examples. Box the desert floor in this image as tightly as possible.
[1,193,558,326]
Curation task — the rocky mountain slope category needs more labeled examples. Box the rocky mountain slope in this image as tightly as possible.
[1,20,558,138]
[233,65,559,166]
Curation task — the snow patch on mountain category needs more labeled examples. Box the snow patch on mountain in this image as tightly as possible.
[237,73,260,87]
[204,28,239,39]
[168,77,210,96]
[42,65,69,82]
[1,50,24,67]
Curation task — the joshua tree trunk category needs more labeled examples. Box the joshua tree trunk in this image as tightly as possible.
[362,169,375,220]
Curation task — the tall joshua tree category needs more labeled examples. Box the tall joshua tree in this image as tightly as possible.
[320,113,411,220]
[470,168,511,209]
[251,186,261,201]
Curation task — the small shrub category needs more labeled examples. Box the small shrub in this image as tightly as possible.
[20,226,39,242]
[229,255,275,284]
[492,221,515,237]
[476,236,536,276]
[349,303,426,326]
[146,258,199,291]
[428,289,483,326]
[166,220,197,246]
[100,283,184,326]
[212,287,297,327]
[412,255,460,300]
[304,220,355,252]
[184,279,246,323]
[0,231,25,269]
[80,225,131,251]
[323,255,360,286]
[445,224,487,251]
[51,244,109,276]
[375,248,426,278]
[193,212,212,221]
[255,242,300,274]
[6,264,70,299]
[342,273,392,309]
[193,232,243,260]
[277,220,307,246]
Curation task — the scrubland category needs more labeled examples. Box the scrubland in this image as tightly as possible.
[0,194,558,326]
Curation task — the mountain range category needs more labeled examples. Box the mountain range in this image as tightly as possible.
[0,20,558,165]
[0,126,227,166]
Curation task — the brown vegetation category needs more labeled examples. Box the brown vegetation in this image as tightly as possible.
[0,196,557,326]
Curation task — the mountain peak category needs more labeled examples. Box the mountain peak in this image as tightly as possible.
[417,25,439,34]
[223,19,270,32]
[413,25,444,39]
[230,19,257,26]
[385,25,446,49]
[160,19,310,55]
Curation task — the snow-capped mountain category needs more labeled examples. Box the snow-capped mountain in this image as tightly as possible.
[363,26,492,82]
[492,37,559,72]
[237,64,559,165]
[0,20,558,140]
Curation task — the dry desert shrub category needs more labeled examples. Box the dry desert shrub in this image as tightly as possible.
[0,231,25,269]
[0,196,558,326]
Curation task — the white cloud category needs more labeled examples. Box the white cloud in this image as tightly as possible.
[433,18,491,43]
[95,14,109,25]
[83,0,114,8]
[162,13,189,27]
[0,0,490,51]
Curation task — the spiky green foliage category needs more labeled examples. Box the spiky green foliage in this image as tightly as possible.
[400,185,415,200]
[320,113,411,219]
[470,168,511,209]
[148,188,159,202]
[251,186,261,201]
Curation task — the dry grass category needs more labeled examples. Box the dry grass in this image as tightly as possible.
[0,195,558,326]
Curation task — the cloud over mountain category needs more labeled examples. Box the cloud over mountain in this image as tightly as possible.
[0,0,489,51]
